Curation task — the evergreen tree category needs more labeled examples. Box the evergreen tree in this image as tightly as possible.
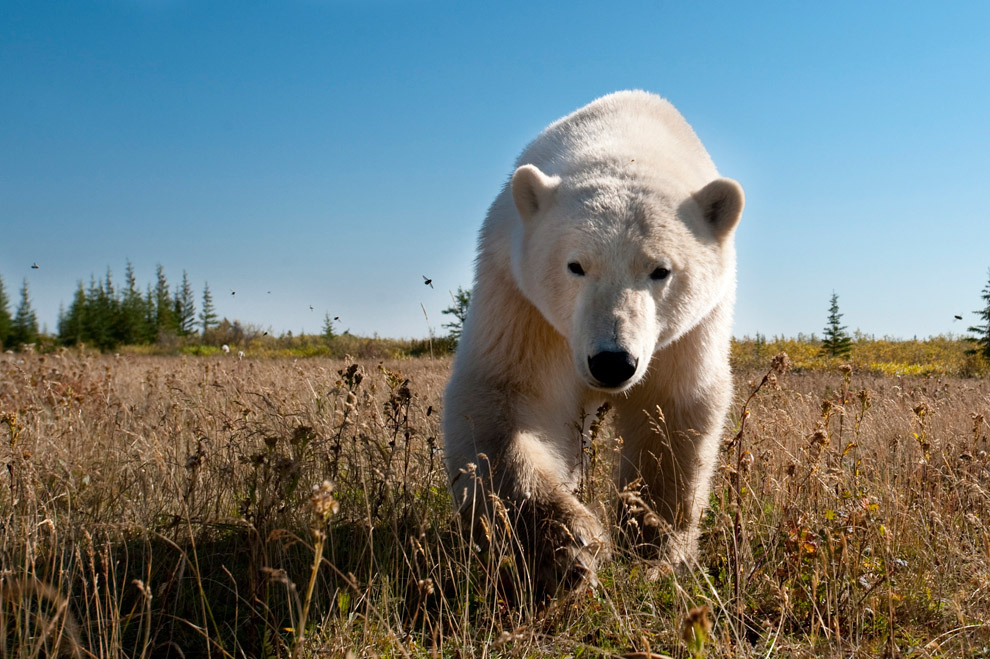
[967,268,990,360]
[119,260,149,345]
[173,270,197,336]
[321,313,337,343]
[0,275,11,348]
[153,264,174,335]
[56,302,65,338]
[199,282,218,336]
[144,285,157,341]
[83,274,113,350]
[9,279,39,347]
[820,292,853,358]
[58,282,88,346]
[441,287,472,346]
[103,268,124,348]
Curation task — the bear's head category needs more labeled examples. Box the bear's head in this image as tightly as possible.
[509,163,743,393]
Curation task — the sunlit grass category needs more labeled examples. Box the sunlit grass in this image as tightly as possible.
[1,349,988,656]
[732,335,989,377]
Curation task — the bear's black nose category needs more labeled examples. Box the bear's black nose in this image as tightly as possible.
[588,351,638,388]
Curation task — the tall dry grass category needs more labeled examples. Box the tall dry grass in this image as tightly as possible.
[0,349,988,657]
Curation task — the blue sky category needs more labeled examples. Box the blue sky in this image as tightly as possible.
[2,1,989,340]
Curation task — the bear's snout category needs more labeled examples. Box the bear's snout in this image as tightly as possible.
[587,351,638,389]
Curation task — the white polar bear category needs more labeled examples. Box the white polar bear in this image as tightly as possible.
[444,90,743,592]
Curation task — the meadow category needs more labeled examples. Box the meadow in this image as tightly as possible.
[1,344,989,657]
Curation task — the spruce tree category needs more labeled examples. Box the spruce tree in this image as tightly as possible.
[0,275,11,348]
[9,279,39,347]
[120,260,149,345]
[103,268,124,348]
[441,287,472,346]
[153,264,174,336]
[199,282,218,336]
[174,271,197,336]
[321,313,337,343]
[144,285,157,342]
[820,292,853,358]
[59,282,88,346]
[84,274,113,350]
[967,268,990,360]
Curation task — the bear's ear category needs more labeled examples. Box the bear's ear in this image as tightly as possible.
[511,164,560,223]
[693,178,745,240]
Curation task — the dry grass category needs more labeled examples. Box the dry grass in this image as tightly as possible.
[1,349,988,657]
[732,335,989,377]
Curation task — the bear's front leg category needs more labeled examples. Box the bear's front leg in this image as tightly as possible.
[614,383,728,566]
[496,431,611,593]
[445,381,610,596]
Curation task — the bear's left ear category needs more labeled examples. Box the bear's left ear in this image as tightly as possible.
[511,164,560,223]
[693,178,745,241]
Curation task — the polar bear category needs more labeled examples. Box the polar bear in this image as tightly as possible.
[444,90,743,592]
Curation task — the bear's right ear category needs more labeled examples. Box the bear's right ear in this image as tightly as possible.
[511,164,560,223]
[693,177,745,241]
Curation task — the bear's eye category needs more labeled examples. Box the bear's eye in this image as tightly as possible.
[650,267,671,281]
[567,262,585,276]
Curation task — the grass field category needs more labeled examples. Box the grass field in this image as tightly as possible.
[1,348,989,657]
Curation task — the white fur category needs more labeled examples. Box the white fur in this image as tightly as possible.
[444,90,743,587]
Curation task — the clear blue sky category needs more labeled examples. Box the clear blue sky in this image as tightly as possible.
[3,1,989,340]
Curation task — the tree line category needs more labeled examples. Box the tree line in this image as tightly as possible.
[2,265,989,359]
[0,262,219,351]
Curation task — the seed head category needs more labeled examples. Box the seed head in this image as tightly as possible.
[770,352,792,375]
[311,480,339,521]
[418,578,435,596]
[857,388,872,408]
[682,605,712,655]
